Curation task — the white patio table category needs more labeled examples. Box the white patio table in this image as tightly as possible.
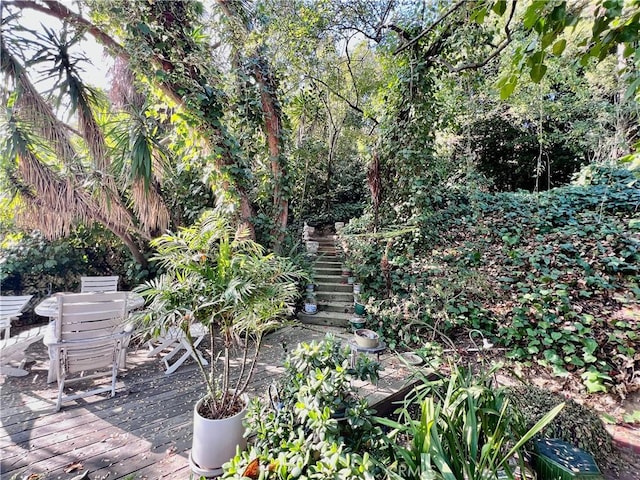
[34,291,144,318]
[35,291,145,383]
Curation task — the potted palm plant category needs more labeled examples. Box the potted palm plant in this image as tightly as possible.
[137,208,305,477]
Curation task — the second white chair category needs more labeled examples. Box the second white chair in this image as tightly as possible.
[147,323,208,375]
[80,276,119,293]
[0,295,33,340]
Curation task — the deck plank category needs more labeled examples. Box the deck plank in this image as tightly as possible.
[1,324,416,479]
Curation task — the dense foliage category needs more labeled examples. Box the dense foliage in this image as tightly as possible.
[0,0,638,403]
[223,336,384,479]
[224,337,563,480]
[341,165,640,393]
[0,226,149,323]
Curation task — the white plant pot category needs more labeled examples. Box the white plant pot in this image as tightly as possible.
[190,394,248,477]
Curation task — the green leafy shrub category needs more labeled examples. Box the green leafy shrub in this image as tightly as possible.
[507,385,615,468]
[342,165,639,391]
[1,226,148,323]
[222,335,384,479]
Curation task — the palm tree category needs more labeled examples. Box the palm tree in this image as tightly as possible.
[0,23,172,266]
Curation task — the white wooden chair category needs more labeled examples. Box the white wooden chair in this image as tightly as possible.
[147,323,208,375]
[44,292,131,411]
[0,295,33,340]
[80,275,119,293]
[0,326,44,377]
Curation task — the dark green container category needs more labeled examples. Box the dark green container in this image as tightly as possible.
[534,439,603,480]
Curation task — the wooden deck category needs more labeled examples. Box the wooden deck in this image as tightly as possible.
[1,324,417,480]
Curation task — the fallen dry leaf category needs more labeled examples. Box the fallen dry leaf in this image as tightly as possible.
[64,462,83,473]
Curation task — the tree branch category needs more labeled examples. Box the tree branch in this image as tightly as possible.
[344,32,360,108]
[373,0,396,42]
[7,0,125,54]
[447,1,517,72]
[306,73,379,126]
[394,0,466,55]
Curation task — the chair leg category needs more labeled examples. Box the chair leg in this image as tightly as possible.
[147,336,176,357]
[163,347,192,375]
[56,374,65,412]
[47,346,57,383]
[110,361,118,398]
[161,339,184,363]
[191,336,209,366]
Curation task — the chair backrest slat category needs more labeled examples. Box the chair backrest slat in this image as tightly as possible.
[56,292,127,343]
[0,295,33,317]
[80,276,119,293]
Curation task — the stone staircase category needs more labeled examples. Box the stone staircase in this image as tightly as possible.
[298,235,353,327]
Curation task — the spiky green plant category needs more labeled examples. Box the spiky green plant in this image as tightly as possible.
[377,365,564,480]
[137,207,307,419]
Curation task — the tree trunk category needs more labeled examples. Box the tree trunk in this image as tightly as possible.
[254,60,288,252]
[116,230,148,268]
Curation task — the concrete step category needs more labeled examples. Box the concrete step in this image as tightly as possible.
[314,274,345,283]
[314,266,342,275]
[318,301,354,314]
[309,236,336,244]
[315,290,354,302]
[311,253,340,262]
[314,250,339,258]
[316,282,352,293]
[314,255,340,261]
[314,262,343,270]
[298,310,350,327]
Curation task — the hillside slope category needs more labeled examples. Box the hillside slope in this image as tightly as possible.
[346,166,639,395]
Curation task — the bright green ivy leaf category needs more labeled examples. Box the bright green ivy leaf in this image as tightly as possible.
[583,338,598,354]
[523,5,541,29]
[500,80,517,100]
[581,370,611,393]
[544,350,562,364]
[552,39,567,56]
[583,352,597,363]
[474,7,487,24]
[493,0,507,16]
[530,63,548,83]
[623,410,640,424]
